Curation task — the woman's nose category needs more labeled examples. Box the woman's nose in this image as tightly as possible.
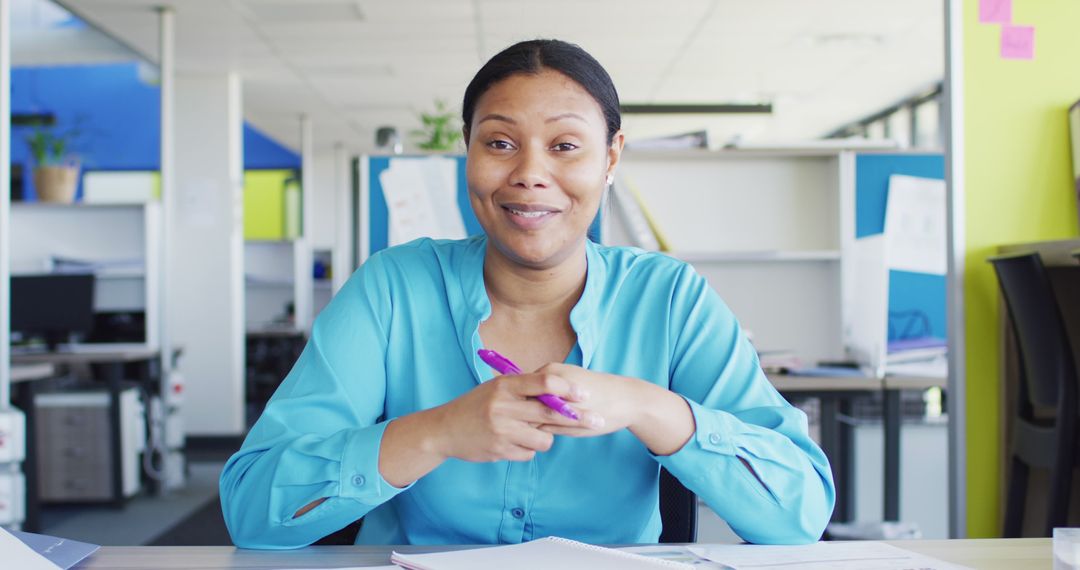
[508,145,550,190]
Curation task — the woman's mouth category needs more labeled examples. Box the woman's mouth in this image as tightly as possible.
[501,203,560,228]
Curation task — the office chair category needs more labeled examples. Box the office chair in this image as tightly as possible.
[314,519,363,545]
[659,466,698,543]
[989,252,1080,537]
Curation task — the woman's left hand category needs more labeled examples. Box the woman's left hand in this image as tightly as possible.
[529,362,649,436]
[532,362,695,455]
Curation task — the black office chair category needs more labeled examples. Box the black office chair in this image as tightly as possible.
[659,466,698,543]
[989,251,1080,537]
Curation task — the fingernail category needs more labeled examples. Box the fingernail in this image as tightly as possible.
[588,415,605,428]
[573,388,589,400]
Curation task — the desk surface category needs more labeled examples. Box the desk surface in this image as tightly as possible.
[11,363,56,383]
[998,237,1080,266]
[769,374,946,392]
[11,346,161,365]
[74,539,1049,569]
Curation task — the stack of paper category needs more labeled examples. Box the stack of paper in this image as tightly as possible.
[0,527,99,569]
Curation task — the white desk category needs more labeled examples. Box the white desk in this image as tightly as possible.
[11,363,56,383]
[72,538,1050,569]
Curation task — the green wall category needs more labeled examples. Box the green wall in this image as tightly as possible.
[244,170,296,240]
[964,0,1080,537]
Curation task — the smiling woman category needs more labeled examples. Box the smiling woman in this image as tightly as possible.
[219,39,835,550]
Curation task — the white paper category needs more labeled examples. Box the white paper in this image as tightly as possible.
[0,527,61,570]
[380,157,467,246]
[688,541,971,570]
[274,567,398,570]
[884,174,946,275]
[844,235,889,376]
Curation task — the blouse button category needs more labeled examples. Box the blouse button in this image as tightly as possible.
[511,507,525,519]
[708,433,722,445]
[352,474,366,487]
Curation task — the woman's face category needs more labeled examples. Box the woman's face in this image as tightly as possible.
[466,69,623,270]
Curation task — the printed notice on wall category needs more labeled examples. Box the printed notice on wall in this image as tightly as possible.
[884,175,946,275]
[379,156,467,246]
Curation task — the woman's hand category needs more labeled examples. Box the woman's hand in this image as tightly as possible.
[528,363,648,437]
[533,363,696,456]
[428,372,599,463]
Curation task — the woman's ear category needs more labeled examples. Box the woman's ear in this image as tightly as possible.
[606,130,625,180]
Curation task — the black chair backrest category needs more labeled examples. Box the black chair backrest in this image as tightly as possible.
[658,467,697,543]
[989,252,1079,412]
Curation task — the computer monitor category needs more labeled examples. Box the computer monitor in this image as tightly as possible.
[11,273,95,351]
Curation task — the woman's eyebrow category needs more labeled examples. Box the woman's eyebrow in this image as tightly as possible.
[546,112,587,123]
[477,113,515,125]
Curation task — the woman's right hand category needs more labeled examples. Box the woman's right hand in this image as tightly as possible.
[429,372,598,462]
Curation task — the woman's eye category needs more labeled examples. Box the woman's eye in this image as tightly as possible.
[552,142,578,152]
[486,139,514,150]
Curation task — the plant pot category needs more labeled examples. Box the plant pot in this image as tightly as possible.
[33,165,79,203]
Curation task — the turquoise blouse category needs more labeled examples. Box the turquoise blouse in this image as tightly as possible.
[220,236,834,549]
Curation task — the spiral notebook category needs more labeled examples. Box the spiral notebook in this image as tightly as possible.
[390,536,694,569]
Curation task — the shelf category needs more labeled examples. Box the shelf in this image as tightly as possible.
[95,269,146,280]
[11,200,155,209]
[245,276,294,288]
[671,250,841,263]
[245,239,296,245]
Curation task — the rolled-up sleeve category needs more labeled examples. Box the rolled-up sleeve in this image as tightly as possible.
[654,265,835,544]
[220,253,410,549]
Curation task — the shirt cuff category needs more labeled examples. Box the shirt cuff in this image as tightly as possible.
[656,398,741,477]
[338,419,414,505]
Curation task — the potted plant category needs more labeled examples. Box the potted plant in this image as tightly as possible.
[26,127,80,203]
[411,100,463,152]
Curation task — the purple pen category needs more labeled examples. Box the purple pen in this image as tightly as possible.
[477,349,580,420]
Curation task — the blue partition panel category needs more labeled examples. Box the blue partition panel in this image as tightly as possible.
[854,153,947,342]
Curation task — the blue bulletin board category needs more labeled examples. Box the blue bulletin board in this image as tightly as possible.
[854,153,947,342]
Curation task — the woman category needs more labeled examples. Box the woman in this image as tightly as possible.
[221,39,834,549]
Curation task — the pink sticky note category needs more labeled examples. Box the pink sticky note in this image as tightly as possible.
[979,0,1012,23]
[1001,25,1035,60]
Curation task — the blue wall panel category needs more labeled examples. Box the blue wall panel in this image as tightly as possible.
[11,62,300,200]
[854,153,947,341]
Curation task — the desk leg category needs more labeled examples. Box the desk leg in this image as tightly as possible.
[820,397,855,522]
[883,389,901,521]
[13,383,40,533]
[99,363,126,508]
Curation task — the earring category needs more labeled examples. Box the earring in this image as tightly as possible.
[605,174,614,186]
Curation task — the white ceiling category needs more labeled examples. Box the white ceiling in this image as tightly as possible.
[37,0,943,154]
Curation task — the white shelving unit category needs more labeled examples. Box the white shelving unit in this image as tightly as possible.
[10,201,162,349]
[612,149,856,365]
[244,240,299,331]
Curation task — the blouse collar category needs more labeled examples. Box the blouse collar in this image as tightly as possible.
[457,235,605,383]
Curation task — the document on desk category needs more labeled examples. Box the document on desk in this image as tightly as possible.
[687,541,971,570]
[0,526,67,570]
[8,530,100,569]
